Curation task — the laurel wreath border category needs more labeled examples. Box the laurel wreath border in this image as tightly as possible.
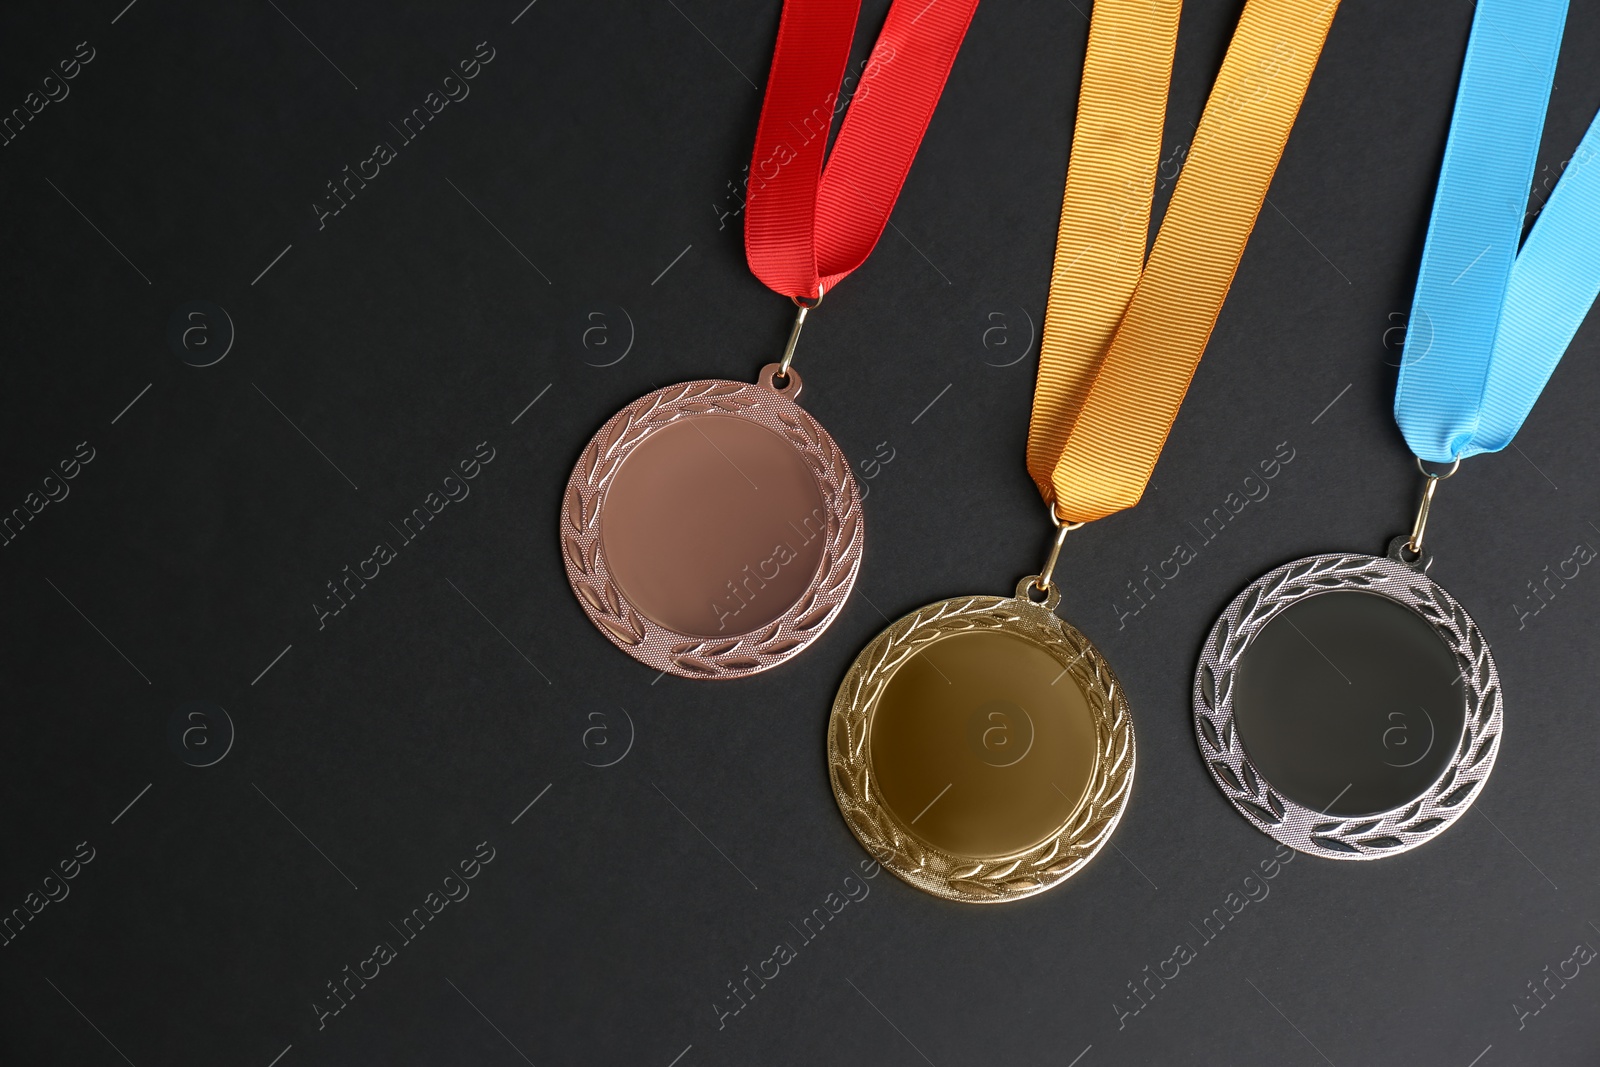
[827,594,1136,903]
[560,378,863,680]
[1192,552,1503,860]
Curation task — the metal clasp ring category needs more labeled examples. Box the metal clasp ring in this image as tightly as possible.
[1027,501,1085,600]
[775,286,826,382]
[1401,455,1460,560]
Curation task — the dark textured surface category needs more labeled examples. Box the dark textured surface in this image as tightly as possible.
[1,1,1597,1064]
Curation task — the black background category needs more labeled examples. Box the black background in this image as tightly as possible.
[2,1,1597,1064]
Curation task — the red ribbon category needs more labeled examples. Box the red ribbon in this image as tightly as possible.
[745,0,980,300]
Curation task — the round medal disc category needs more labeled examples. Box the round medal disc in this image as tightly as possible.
[828,578,1134,903]
[1193,541,1502,860]
[561,365,862,679]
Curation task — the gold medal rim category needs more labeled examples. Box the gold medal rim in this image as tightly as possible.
[561,376,863,680]
[828,590,1135,904]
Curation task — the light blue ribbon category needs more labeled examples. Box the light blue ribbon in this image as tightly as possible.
[1395,0,1600,462]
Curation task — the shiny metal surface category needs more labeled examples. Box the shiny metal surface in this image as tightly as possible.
[1194,551,1502,859]
[562,367,862,679]
[830,578,1134,903]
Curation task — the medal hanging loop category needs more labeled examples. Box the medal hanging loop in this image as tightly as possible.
[775,287,825,383]
[1402,456,1459,560]
[1026,502,1084,602]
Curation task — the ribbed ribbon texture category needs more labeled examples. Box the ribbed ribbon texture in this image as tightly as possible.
[1027,0,1341,523]
[1396,0,1600,462]
[745,0,979,300]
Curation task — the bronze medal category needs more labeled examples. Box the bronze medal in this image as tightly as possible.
[562,366,862,679]
[560,0,982,677]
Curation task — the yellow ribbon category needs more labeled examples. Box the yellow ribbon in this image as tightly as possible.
[1028,0,1340,523]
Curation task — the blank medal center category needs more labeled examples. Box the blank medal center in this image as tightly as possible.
[601,415,827,638]
[1232,590,1468,817]
[869,630,1099,859]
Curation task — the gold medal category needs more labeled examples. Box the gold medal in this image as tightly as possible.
[827,0,1343,901]
[830,570,1134,903]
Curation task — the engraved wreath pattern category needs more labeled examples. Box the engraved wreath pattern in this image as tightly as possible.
[829,594,1135,903]
[561,378,863,680]
[1193,553,1503,860]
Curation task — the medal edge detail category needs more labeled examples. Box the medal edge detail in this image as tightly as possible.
[828,591,1135,904]
[1192,551,1503,860]
[561,377,863,680]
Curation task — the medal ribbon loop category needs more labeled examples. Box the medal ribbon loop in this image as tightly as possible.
[745,0,980,301]
[1395,0,1600,463]
[1028,0,1340,524]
